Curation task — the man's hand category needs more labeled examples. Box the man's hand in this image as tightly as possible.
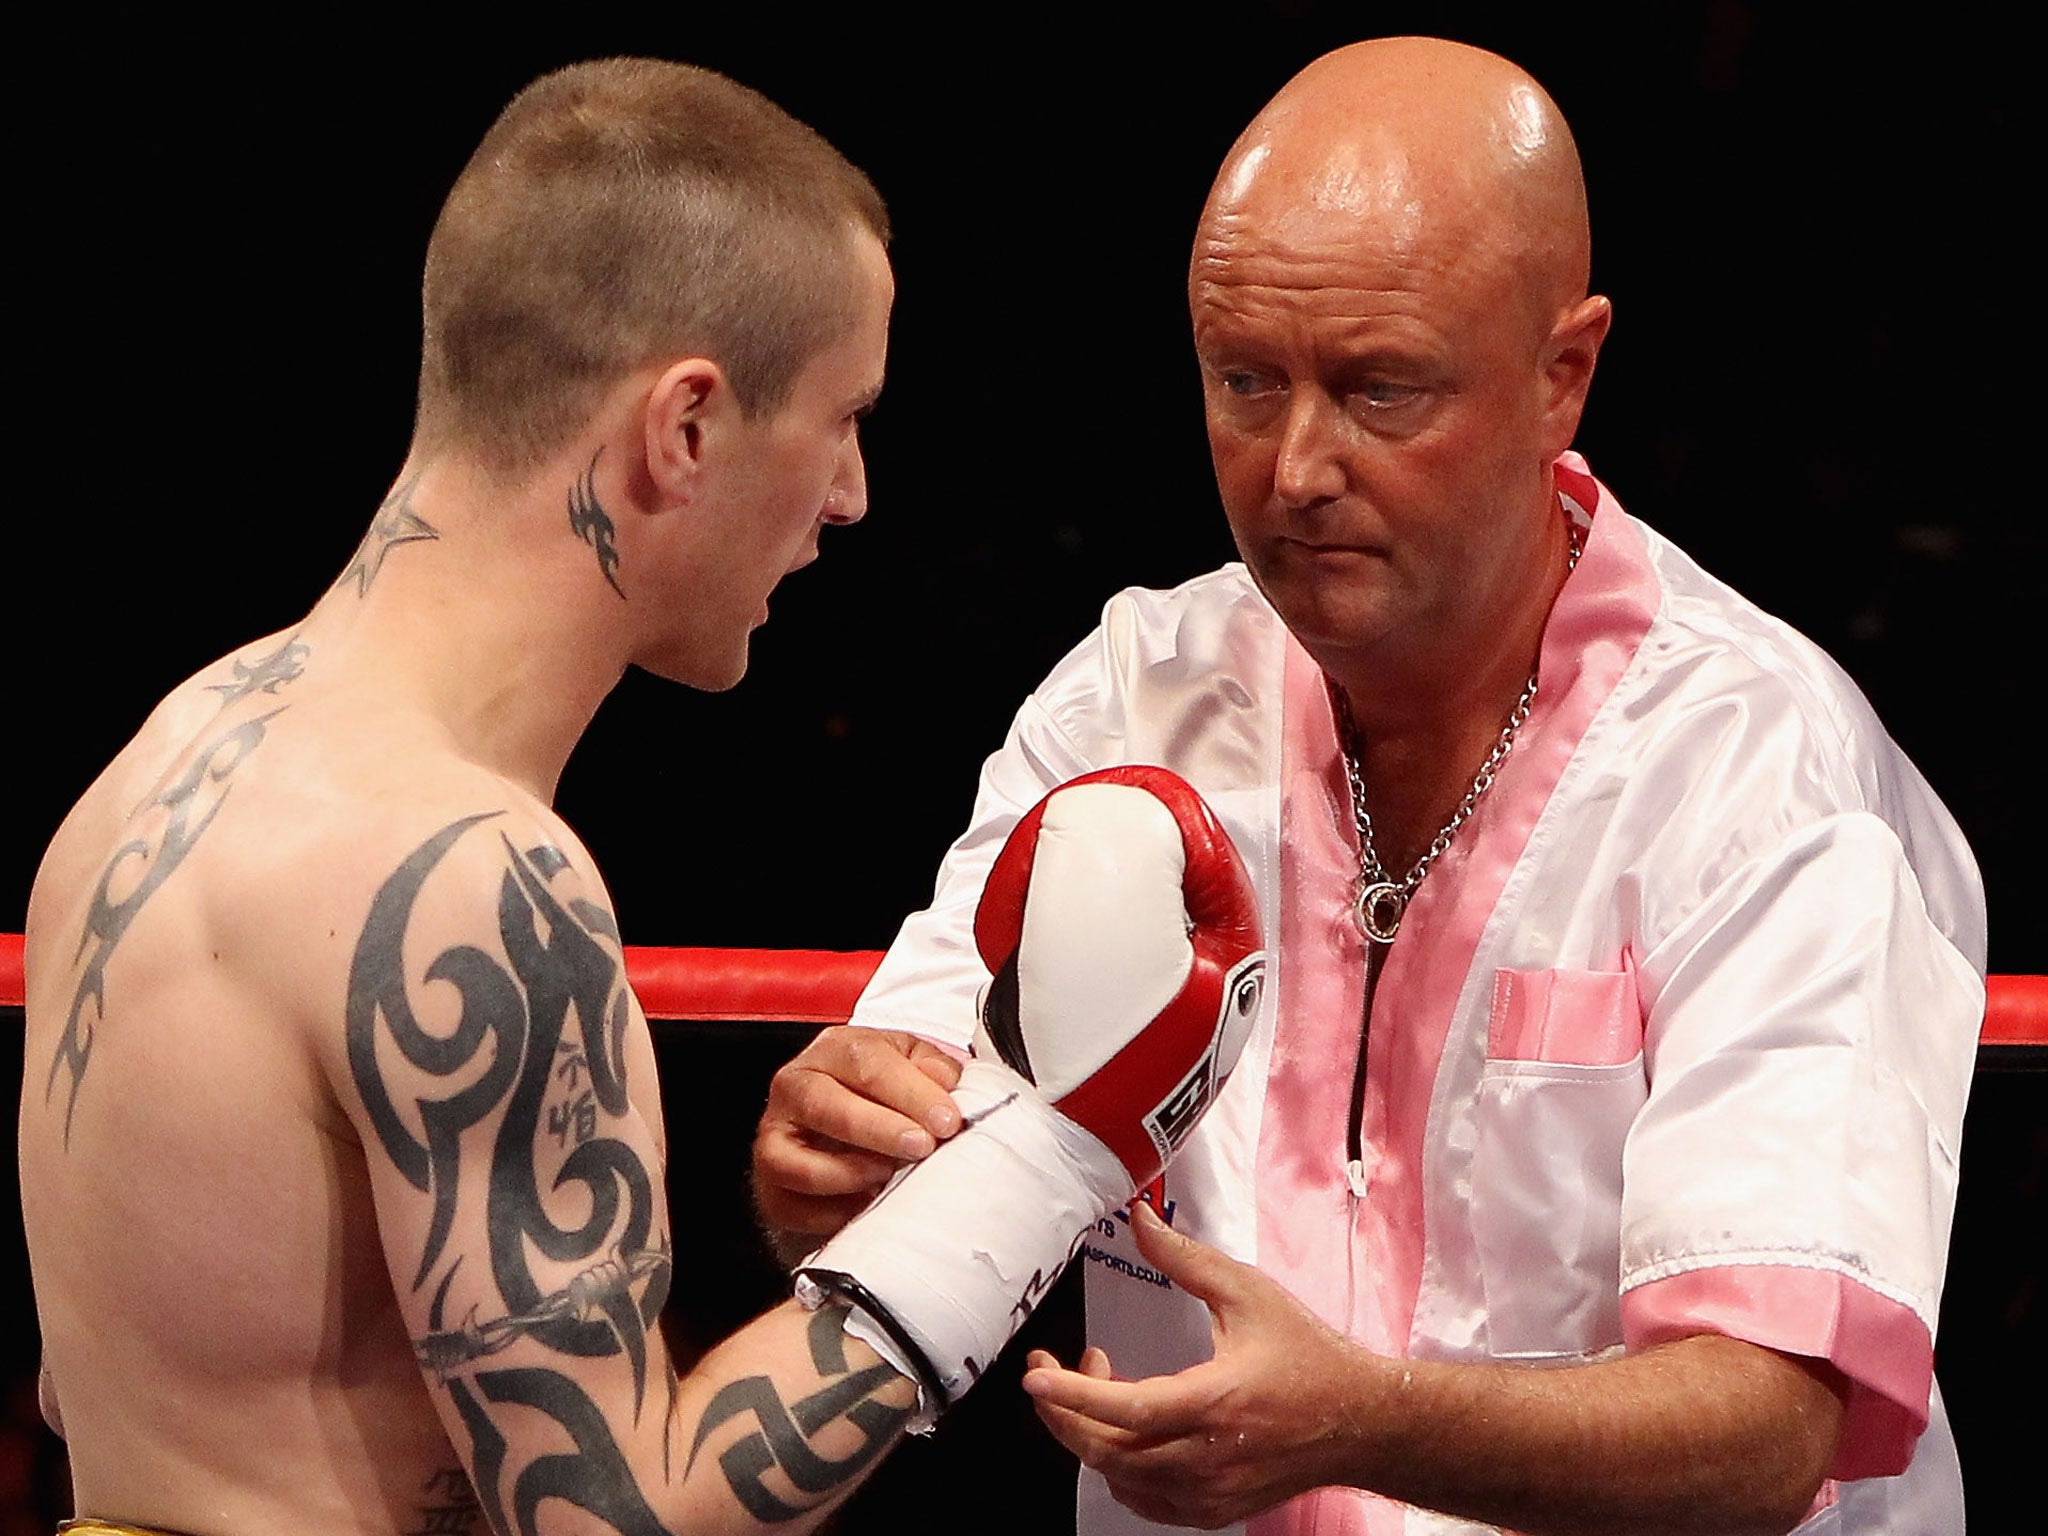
[1024,1208,1849,1536]
[1023,1202,1365,1528]
[752,1026,964,1250]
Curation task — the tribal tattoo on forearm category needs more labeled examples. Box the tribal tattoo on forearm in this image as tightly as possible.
[685,1302,914,1524]
[48,635,307,1143]
[349,815,676,1534]
[342,468,440,596]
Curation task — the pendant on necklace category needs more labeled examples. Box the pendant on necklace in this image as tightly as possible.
[1355,880,1406,944]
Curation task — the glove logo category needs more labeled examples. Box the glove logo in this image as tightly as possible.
[1143,952,1265,1162]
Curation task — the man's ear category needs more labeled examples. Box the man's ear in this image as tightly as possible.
[1537,294,1613,459]
[642,357,733,506]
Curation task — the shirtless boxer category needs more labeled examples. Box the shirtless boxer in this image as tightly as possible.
[754,38,1982,1536]
[17,58,1269,1535]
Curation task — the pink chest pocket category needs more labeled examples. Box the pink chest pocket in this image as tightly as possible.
[1487,962,1643,1067]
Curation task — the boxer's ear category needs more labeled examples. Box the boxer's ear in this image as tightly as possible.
[641,357,733,506]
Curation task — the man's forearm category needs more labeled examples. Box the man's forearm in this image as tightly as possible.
[1334,1333,1845,1536]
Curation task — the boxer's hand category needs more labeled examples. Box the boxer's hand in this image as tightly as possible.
[795,768,1266,1421]
[1023,1204,1366,1528]
[752,1026,963,1247]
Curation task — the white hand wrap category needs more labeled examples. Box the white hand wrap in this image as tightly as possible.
[795,1056,1126,1430]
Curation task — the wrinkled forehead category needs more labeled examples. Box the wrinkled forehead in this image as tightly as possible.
[1196,94,1564,307]
[1197,127,1517,294]
[1211,130,1429,254]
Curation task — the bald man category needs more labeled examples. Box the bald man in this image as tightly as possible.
[753,38,1982,1536]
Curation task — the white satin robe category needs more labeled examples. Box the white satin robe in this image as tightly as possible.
[849,456,1985,1534]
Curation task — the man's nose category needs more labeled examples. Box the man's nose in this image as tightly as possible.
[1273,390,1345,507]
[823,436,868,525]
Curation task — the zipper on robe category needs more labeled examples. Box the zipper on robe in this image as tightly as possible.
[1344,941,1385,1199]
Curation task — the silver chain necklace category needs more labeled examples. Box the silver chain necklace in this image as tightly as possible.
[1336,521,1583,944]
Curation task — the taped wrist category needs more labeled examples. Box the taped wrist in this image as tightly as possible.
[793,1058,1129,1429]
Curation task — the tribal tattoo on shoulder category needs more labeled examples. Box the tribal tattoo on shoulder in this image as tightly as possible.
[342,468,440,596]
[568,449,625,599]
[349,815,676,1534]
[47,635,309,1144]
[207,631,310,707]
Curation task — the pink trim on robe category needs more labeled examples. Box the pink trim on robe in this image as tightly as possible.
[1622,1263,1935,1480]
[1251,636,1388,1536]
[1251,459,1660,1535]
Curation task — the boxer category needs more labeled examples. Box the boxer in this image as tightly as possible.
[19,58,1255,1535]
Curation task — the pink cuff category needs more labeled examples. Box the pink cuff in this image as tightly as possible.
[1622,1263,1932,1480]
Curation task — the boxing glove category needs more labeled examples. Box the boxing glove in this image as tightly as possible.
[973,765,1266,1189]
[796,766,1265,1423]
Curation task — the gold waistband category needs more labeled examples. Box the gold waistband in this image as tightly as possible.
[59,1520,193,1536]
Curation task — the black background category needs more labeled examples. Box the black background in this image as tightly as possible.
[4,4,2039,1529]
[6,4,2038,968]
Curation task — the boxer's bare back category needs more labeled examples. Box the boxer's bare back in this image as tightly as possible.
[20,589,670,1532]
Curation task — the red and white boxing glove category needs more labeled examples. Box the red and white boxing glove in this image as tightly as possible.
[796,767,1265,1424]
[972,765,1266,1188]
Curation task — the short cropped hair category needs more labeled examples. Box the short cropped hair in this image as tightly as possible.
[415,58,889,474]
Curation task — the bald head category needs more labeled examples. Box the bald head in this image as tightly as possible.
[1200,38,1590,333]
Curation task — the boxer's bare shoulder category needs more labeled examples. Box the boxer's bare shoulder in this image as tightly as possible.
[19,628,646,1533]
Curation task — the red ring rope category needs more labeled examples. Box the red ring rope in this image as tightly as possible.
[0,931,2039,1041]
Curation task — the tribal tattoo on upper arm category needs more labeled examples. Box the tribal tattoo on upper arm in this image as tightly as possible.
[349,815,676,1534]
[568,450,625,599]
[350,817,916,1532]
[47,634,308,1144]
[342,468,440,596]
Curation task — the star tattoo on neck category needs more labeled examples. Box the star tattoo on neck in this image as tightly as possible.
[342,469,440,596]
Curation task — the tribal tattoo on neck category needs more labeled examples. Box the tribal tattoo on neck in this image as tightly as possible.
[48,635,309,1145]
[342,468,440,596]
[568,449,625,599]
